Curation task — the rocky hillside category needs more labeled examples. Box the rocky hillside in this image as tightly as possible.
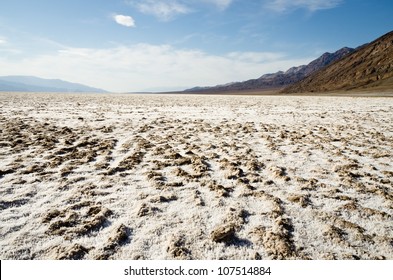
[283,31,393,93]
[186,47,354,92]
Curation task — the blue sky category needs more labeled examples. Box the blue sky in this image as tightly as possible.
[0,0,392,92]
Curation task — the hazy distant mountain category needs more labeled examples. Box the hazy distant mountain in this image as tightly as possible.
[185,47,354,93]
[282,30,393,93]
[0,76,107,93]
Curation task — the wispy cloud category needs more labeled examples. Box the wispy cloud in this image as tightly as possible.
[0,36,24,55]
[0,43,313,92]
[0,36,7,45]
[227,51,285,63]
[130,0,191,21]
[266,0,343,12]
[203,0,234,10]
[127,0,235,21]
[112,14,136,27]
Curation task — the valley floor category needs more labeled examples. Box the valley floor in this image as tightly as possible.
[0,92,392,260]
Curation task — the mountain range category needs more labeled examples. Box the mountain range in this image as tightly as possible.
[283,30,393,93]
[186,30,393,93]
[185,47,355,92]
[0,76,107,93]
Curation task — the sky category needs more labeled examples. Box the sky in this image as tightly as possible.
[0,0,392,92]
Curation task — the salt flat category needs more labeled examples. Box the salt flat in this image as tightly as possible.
[0,92,392,260]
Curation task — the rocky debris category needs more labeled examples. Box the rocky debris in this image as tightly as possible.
[149,194,178,203]
[137,203,160,217]
[246,159,265,171]
[0,168,15,178]
[145,171,166,187]
[253,217,297,259]
[44,202,112,239]
[269,166,291,181]
[206,181,234,197]
[0,198,30,210]
[166,235,191,259]
[211,224,237,243]
[287,194,311,208]
[53,243,90,260]
[97,224,132,260]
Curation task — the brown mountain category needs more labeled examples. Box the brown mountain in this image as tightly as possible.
[283,31,393,93]
[185,47,354,93]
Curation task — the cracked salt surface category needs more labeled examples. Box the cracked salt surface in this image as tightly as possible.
[0,92,392,259]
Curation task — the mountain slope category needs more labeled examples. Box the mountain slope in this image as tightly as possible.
[0,76,107,93]
[185,47,354,92]
[282,31,393,93]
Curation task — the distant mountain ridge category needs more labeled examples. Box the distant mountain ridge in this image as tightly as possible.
[282,30,393,93]
[0,76,107,93]
[185,47,354,92]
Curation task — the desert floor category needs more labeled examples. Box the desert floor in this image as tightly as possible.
[0,92,392,260]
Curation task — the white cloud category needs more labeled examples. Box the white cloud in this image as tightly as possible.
[0,37,23,55]
[227,51,285,63]
[203,0,234,10]
[131,0,191,21]
[0,36,7,45]
[0,43,313,92]
[127,0,235,21]
[266,0,342,12]
[113,14,136,27]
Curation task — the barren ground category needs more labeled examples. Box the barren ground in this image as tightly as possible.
[0,92,392,260]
